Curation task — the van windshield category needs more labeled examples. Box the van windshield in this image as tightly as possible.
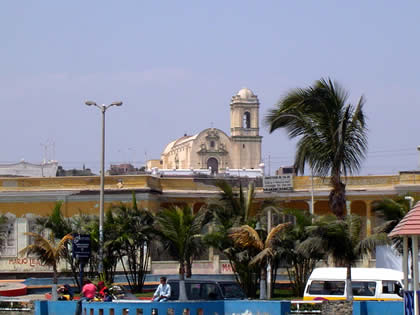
[308,281,345,295]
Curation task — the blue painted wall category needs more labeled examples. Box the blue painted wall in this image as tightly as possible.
[353,301,403,315]
[36,299,404,315]
[35,300,290,315]
[224,300,291,315]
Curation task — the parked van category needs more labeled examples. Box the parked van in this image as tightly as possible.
[167,279,246,301]
[303,268,403,301]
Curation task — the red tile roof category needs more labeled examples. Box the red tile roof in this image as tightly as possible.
[389,202,420,237]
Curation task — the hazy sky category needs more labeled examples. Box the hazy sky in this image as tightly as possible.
[1,1,419,175]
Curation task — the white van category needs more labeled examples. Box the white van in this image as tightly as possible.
[303,268,403,301]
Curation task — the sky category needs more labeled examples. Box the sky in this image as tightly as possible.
[1,1,419,175]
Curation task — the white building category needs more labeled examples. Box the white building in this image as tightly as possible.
[0,160,58,177]
[159,88,263,175]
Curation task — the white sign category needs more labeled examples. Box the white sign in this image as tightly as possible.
[263,175,293,191]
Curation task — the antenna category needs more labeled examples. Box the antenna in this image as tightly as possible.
[51,139,56,161]
[40,142,48,163]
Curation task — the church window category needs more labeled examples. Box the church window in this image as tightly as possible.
[210,141,215,148]
[243,112,251,129]
[243,144,245,148]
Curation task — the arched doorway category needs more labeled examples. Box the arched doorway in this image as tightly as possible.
[207,157,219,174]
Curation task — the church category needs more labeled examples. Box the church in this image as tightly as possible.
[159,88,263,174]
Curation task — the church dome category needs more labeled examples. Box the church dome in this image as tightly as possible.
[237,88,255,99]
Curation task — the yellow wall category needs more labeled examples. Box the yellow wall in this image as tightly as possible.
[0,172,418,219]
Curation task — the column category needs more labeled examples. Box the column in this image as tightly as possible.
[306,200,314,216]
[365,200,372,237]
[403,236,409,290]
[346,200,351,216]
[413,236,419,315]
[16,217,28,254]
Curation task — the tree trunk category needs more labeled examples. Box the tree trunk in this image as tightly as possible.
[51,264,58,301]
[346,264,353,300]
[259,266,267,300]
[53,264,58,284]
[329,176,346,219]
[179,262,187,301]
[186,260,192,278]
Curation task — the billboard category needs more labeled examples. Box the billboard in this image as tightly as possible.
[263,175,293,192]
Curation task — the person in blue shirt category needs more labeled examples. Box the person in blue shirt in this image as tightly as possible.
[153,277,171,302]
[102,288,113,302]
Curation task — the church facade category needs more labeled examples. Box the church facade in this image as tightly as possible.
[160,88,262,174]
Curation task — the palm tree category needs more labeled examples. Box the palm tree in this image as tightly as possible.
[373,195,416,238]
[229,222,289,299]
[19,232,73,300]
[272,209,323,296]
[204,180,261,297]
[34,201,95,290]
[108,197,155,292]
[372,195,418,278]
[154,205,206,300]
[265,78,368,218]
[299,215,385,299]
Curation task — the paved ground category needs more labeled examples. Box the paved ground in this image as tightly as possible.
[0,293,46,301]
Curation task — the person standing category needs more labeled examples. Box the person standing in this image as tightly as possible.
[153,277,171,302]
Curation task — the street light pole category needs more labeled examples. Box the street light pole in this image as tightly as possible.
[85,100,122,275]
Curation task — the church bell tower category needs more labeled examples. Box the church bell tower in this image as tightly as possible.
[230,88,262,169]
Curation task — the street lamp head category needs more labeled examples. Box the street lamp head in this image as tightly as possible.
[111,101,123,107]
[85,101,96,106]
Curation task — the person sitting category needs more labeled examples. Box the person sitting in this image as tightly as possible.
[102,288,113,302]
[81,279,97,301]
[153,277,171,302]
[57,284,73,300]
[97,281,108,298]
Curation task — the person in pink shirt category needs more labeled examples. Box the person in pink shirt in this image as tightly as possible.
[81,279,97,300]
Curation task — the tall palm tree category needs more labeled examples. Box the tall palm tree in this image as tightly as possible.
[154,205,206,300]
[299,215,385,300]
[265,78,368,218]
[19,232,73,288]
[229,222,289,299]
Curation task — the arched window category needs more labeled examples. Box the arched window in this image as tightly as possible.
[243,112,251,129]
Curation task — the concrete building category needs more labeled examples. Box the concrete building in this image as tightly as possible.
[0,160,58,177]
[0,172,419,275]
[160,88,262,174]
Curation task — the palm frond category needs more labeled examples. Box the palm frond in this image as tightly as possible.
[265,223,290,248]
[356,233,390,258]
[229,225,263,251]
[250,247,274,266]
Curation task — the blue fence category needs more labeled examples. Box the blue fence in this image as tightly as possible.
[35,300,290,315]
[35,300,405,315]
